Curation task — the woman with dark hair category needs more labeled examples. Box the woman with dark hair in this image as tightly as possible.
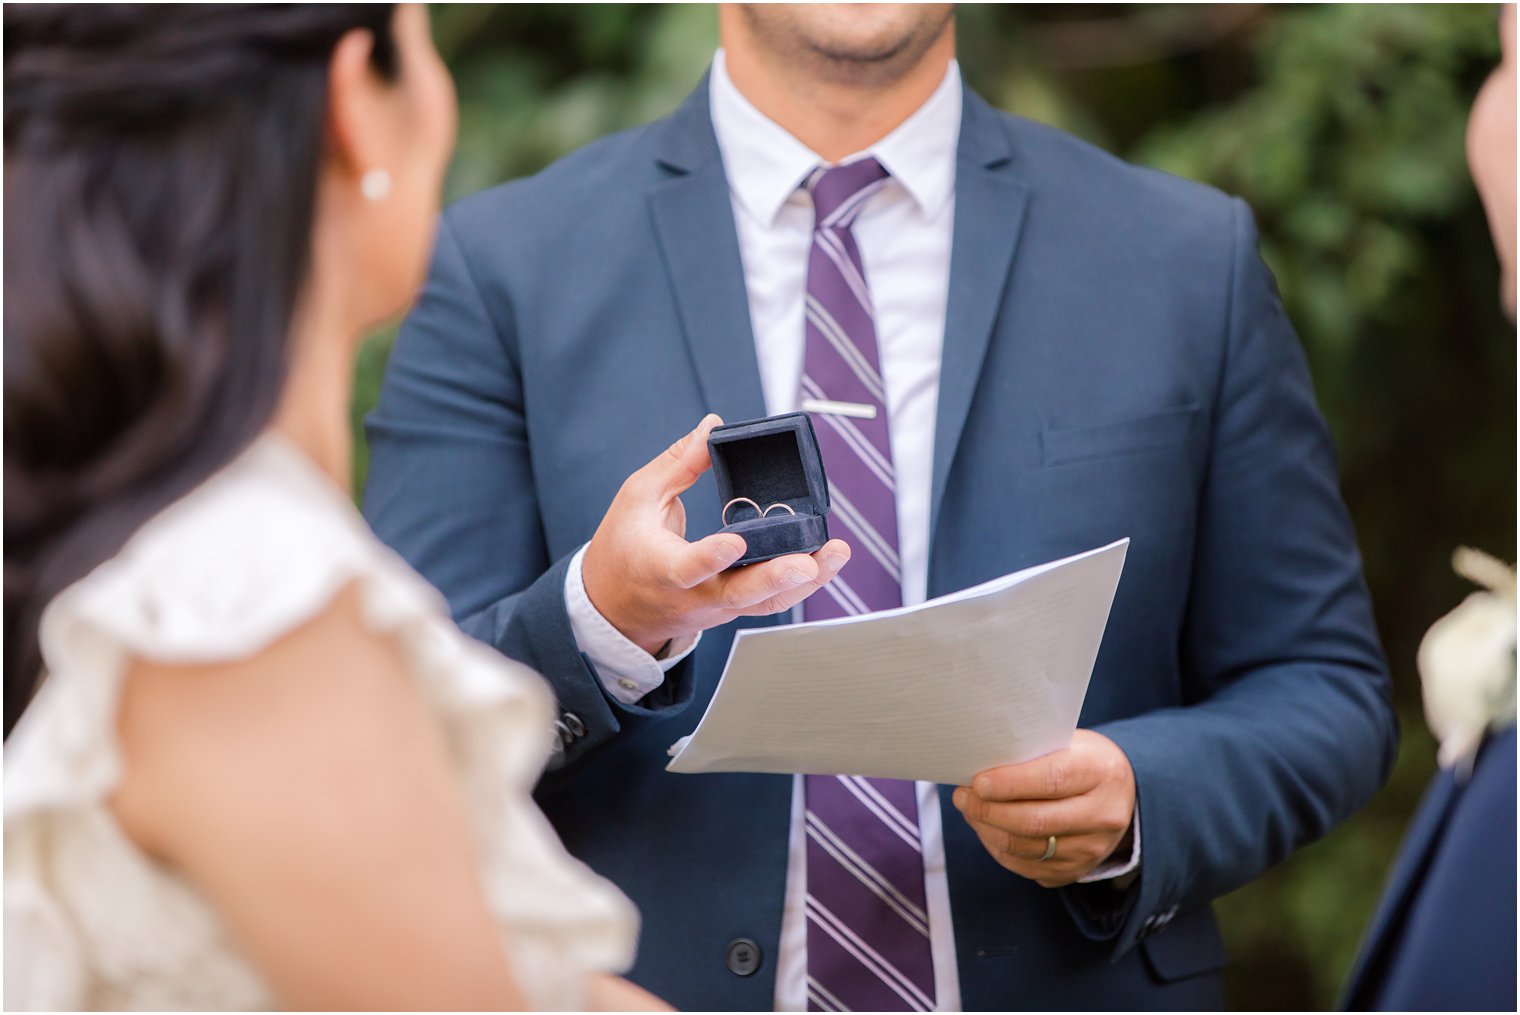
[3,6,663,1010]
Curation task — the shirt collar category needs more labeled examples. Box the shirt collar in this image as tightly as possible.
[709,49,962,227]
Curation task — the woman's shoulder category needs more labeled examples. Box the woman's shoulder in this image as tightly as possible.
[45,433,405,663]
[14,570,632,1011]
[6,430,558,822]
[2,433,620,1011]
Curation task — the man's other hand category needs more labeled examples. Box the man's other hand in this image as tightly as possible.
[952,729,1137,888]
[582,414,852,655]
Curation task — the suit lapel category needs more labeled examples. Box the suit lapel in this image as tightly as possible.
[647,79,768,423]
[650,80,1033,546]
[929,89,1032,550]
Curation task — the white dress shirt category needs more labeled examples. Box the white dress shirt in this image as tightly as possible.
[708,50,962,1012]
[565,50,1136,1011]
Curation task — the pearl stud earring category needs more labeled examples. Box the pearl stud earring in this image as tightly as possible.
[361,168,392,202]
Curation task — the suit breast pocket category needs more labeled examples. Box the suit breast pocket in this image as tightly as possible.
[1041,404,1204,467]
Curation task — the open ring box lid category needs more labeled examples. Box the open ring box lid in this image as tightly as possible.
[707,411,831,568]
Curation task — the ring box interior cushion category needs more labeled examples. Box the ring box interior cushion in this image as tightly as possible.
[707,412,831,568]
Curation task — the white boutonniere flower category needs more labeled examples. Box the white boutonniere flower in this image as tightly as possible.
[1417,547,1517,778]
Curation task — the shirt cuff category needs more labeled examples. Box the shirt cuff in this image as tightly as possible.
[1077,802,1141,883]
[564,544,700,705]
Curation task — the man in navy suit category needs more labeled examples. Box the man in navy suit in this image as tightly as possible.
[365,5,1396,1009]
[1344,8,1517,1009]
[1343,729,1516,1011]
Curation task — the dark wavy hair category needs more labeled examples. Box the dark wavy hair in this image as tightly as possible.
[3,5,401,737]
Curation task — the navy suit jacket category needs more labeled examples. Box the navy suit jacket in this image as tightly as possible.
[1343,726,1517,1011]
[364,77,1397,1010]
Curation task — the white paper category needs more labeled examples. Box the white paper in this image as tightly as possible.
[666,539,1129,786]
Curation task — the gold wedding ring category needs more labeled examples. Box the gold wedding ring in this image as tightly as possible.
[1039,835,1058,862]
[721,497,762,525]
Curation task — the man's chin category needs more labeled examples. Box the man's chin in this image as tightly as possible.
[801,18,927,66]
[742,2,954,81]
[807,37,917,66]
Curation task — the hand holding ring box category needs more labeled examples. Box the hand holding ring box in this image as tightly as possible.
[707,412,831,568]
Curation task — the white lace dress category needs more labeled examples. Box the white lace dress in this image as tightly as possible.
[3,433,638,1011]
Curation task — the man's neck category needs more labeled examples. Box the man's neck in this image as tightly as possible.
[719,33,955,163]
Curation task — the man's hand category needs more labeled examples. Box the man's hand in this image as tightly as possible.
[582,414,851,655]
[951,729,1136,888]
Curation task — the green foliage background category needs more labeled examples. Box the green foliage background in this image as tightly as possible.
[353,5,1516,1009]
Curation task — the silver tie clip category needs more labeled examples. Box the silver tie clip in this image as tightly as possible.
[800,398,878,420]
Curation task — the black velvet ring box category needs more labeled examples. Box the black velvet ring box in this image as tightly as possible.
[707,412,831,568]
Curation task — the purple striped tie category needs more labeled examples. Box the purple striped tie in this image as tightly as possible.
[801,158,936,1013]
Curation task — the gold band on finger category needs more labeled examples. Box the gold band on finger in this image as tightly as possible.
[1039,835,1058,862]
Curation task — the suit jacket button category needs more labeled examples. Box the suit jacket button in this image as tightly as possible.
[725,938,762,977]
